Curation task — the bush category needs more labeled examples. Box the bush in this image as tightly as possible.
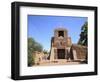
[28,37,43,66]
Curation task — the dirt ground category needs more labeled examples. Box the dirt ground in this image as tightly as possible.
[33,59,82,66]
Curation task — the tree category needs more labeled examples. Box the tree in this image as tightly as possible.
[28,37,43,66]
[43,49,49,54]
[78,22,88,46]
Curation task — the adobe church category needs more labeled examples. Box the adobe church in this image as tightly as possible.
[49,28,87,63]
[33,28,87,65]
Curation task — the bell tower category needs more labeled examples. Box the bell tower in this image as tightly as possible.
[50,28,72,61]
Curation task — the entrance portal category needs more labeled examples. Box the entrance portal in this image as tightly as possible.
[57,49,65,59]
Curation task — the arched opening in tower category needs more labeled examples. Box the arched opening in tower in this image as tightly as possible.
[58,31,64,37]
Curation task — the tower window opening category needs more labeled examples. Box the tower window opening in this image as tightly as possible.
[58,31,64,37]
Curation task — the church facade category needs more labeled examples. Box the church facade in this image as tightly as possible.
[49,28,87,62]
[33,28,87,65]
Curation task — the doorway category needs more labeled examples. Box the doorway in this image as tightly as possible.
[57,49,65,59]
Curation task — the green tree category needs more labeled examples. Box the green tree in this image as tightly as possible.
[28,37,43,66]
[43,49,48,54]
[78,22,88,46]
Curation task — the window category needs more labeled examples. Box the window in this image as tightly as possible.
[58,31,64,37]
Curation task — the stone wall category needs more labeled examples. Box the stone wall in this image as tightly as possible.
[70,44,87,61]
[33,51,49,65]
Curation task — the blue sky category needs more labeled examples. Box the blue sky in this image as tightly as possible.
[28,15,87,51]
